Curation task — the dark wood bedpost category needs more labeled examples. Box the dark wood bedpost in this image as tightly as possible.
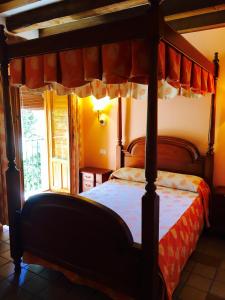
[140,2,160,299]
[0,25,22,272]
[205,53,219,188]
[116,96,124,169]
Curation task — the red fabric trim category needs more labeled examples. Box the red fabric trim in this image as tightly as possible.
[201,69,208,95]
[44,53,57,83]
[191,63,201,94]
[130,39,149,84]
[25,56,44,89]
[102,41,131,84]
[83,47,102,81]
[208,73,215,94]
[10,58,23,85]
[9,40,215,95]
[59,49,86,88]
[180,56,192,89]
[167,46,181,88]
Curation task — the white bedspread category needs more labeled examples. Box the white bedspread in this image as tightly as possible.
[80,178,199,243]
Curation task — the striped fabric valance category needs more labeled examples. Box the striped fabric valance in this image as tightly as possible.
[10,40,215,100]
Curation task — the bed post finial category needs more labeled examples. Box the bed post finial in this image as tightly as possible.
[0,25,22,272]
[205,53,219,187]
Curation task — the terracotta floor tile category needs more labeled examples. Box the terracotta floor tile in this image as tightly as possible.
[178,285,207,300]
[210,281,225,298]
[183,259,196,272]
[67,285,96,299]
[21,275,49,294]
[191,252,222,268]
[0,255,9,266]
[186,273,212,292]
[39,268,62,282]
[206,293,225,300]
[0,279,15,299]
[219,260,225,271]
[4,288,32,300]
[0,250,13,261]
[0,262,15,277]
[193,263,217,279]
[180,270,190,284]
[215,269,225,284]
[38,283,70,300]
[0,241,10,253]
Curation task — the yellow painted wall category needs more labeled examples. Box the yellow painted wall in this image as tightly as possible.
[82,27,225,186]
[183,28,225,186]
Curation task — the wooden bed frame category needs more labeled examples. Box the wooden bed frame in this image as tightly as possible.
[16,135,206,300]
[0,1,219,299]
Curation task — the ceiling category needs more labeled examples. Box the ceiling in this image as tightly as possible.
[0,0,225,40]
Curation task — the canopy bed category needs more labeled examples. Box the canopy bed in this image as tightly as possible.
[0,1,219,300]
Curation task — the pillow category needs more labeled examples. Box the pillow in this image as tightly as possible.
[156,170,203,193]
[111,167,204,192]
[111,167,145,183]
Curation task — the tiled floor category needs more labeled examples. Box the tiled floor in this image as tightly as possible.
[0,226,225,300]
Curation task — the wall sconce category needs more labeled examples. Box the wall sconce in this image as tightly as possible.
[92,95,110,126]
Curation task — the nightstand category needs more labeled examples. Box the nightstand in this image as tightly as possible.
[79,167,112,192]
[212,186,225,235]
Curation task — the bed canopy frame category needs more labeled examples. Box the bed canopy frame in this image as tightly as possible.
[0,1,219,299]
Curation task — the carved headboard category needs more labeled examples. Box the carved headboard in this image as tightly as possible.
[123,136,206,179]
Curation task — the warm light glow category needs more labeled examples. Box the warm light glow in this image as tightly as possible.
[91,95,110,111]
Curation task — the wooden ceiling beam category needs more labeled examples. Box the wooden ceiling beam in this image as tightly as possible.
[0,0,40,13]
[4,0,225,35]
[167,9,225,33]
[6,0,148,33]
[39,4,149,37]
[161,0,225,17]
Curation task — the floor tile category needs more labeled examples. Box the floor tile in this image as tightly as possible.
[0,231,9,241]
[215,269,225,284]
[193,263,217,279]
[178,285,207,300]
[25,264,45,274]
[206,294,225,300]
[7,268,36,287]
[4,288,32,300]
[0,279,15,299]
[0,262,15,278]
[186,273,211,292]
[66,284,96,299]
[21,275,49,294]
[183,259,196,272]
[191,252,222,268]
[180,270,190,284]
[0,255,9,266]
[38,283,70,300]
[39,268,62,282]
[210,281,225,298]
[0,241,10,253]
[219,260,225,270]
[0,250,13,261]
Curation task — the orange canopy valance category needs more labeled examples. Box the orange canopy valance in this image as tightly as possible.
[10,40,215,99]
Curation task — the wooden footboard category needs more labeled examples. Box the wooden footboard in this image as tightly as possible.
[19,193,142,297]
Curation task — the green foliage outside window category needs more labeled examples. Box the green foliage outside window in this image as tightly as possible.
[21,110,42,194]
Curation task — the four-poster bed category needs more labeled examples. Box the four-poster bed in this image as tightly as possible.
[0,1,219,299]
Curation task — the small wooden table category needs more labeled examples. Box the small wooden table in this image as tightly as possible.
[79,167,112,192]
